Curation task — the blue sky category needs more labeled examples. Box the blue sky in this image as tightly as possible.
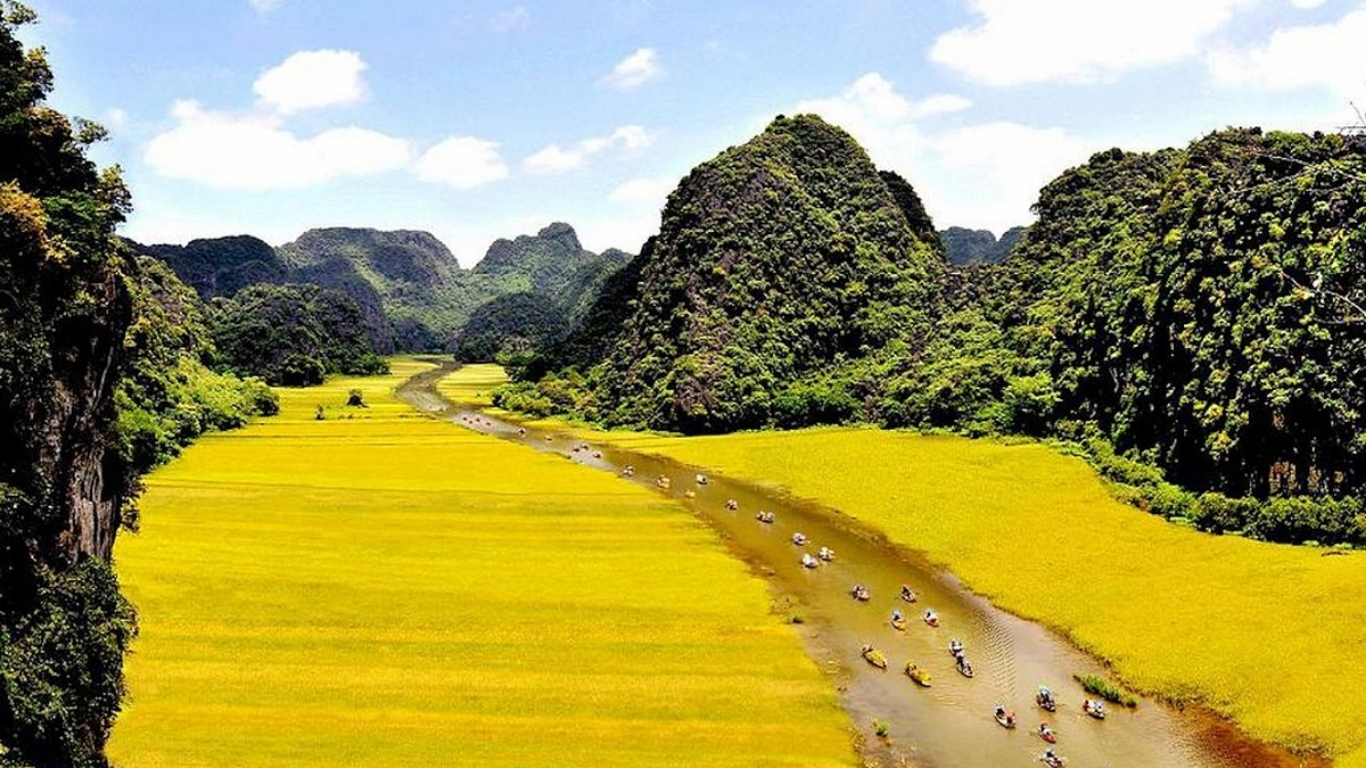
[21,0,1366,265]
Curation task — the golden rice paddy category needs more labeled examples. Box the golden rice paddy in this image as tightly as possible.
[616,426,1366,767]
[108,359,854,768]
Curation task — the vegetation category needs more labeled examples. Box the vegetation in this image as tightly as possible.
[613,426,1366,764]
[511,115,943,433]
[451,291,569,363]
[1075,674,1137,708]
[108,360,856,768]
[208,283,387,386]
[0,4,135,764]
[939,226,1025,266]
[117,256,278,477]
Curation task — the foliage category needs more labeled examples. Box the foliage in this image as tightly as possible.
[1076,674,1137,708]
[527,115,943,432]
[207,283,388,386]
[939,226,1025,266]
[450,291,569,362]
[108,361,855,768]
[116,256,277,476]
[0,4,138,764]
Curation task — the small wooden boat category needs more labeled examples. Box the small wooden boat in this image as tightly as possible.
[1037,723,1057,744]
[905,663,932,687]
[860,645,888,670]
[801,553,820,569]
[695,473,708,485]
[818,546,835,561]
[1082,700,1106,720]
[956,657,974,678]
[621,464,635,477]
[656,475,672,489]
[922,610,939,627]
[791,532,808,545]
[994,707,1017,729]
[1036,686,1057,712]
[755,510,775,523]
[1041,750,1065,768]
[851,585,871,602]
[900,585,917,603]
[592,451,602,458]
[683,490,696,499]
[890,617,908,631]
[725,499,738,510]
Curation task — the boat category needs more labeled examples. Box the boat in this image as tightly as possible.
[683,490,696,499]
[1036,686,1057,712]
[994,706,1017,729]
[725,499,739,510]
[904,662,932,687]
[1082,699,1107,720]
[818,546,835,561]
[801,553,820,569]
[860,645,888,670]
[1037,722,1057,744]
[900,585,917,603]
[922,609,939,627]
[791,532,808,545]
[890,615,908,631]
[851,584,871,602]
[695,473,708,485]
[949,639,964,657]
[755,510,775,523]
[1041,749,1065,768]
[592,451,602,458]
[956,657,974,678]
[656,475,672,489]
[621,465,635,477]
[517,427,526,436]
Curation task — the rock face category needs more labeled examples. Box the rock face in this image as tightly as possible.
[571,114,943,432]
[939,225,1026,266]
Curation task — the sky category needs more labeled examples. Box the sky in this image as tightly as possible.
[19,0,1366,266]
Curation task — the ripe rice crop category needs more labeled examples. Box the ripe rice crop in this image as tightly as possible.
[578,425,1366,767]
[108,359,854,768]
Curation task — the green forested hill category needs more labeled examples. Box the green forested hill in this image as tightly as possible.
[999,129,1366,510]
[133,235,288,300]
[512,114,944,432]
[940,225,1026,265]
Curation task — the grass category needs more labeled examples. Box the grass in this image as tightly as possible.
[509,420,1366,766]
[1075,674,1137,708]
[107,359,855,768]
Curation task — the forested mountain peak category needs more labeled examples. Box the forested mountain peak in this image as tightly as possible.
[940,226,1026,266]
[537,113,944,432]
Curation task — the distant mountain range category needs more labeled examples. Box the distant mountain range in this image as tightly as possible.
[132,223,632,354]
[939,225,1027,266]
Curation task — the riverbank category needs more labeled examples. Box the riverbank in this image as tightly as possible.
[443,364,1366,767]
[108,360,855,768]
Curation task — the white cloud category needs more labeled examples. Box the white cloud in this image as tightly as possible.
[254,49,367,114]
[523,125,653,174]
[105,108,128,130]
[608,176,675,207]
[930,0,1261,86]
[1208,8,1366,98]
[145,100,411,189]
[250,0,281,13]
[599,47,663,90]
[1290,0,1332,7]
[415,136,509,189]
[491,5,531,32]
[794,73,1095,233]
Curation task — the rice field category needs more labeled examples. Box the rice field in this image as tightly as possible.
[107,359,855,768]
[613,426,1366,767]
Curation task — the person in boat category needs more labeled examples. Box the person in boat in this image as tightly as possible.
[891,609,902,622]
[900,584,912,599]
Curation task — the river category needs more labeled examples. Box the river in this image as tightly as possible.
[398,364,1325,768]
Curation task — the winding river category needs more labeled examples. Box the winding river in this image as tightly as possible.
[398,364,1325,768]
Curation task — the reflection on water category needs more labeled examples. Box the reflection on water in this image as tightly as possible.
[399,368,1326,768]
